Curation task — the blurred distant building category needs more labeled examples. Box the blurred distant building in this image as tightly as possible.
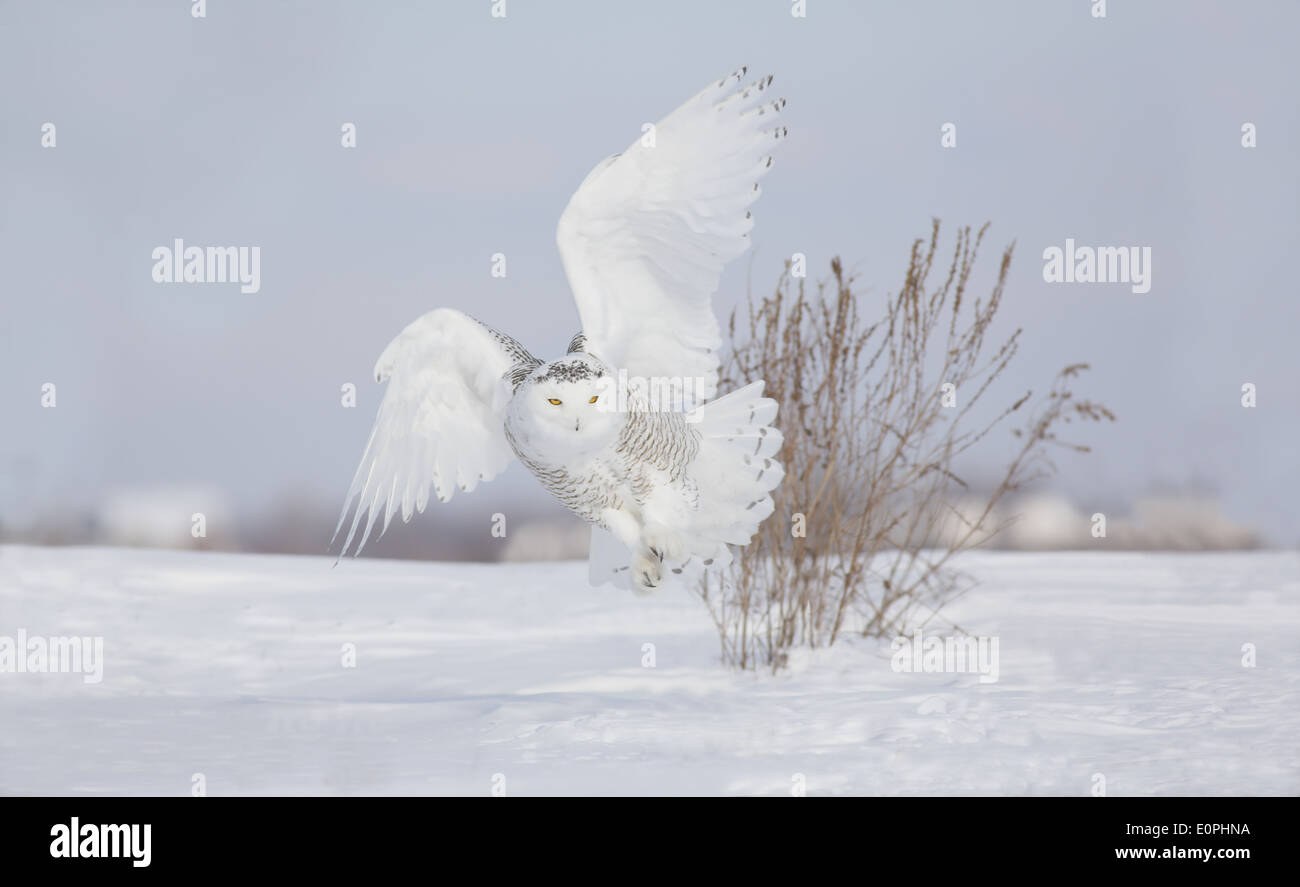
[96,486,234,550]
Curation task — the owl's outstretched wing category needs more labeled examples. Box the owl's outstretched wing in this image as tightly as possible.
[556,66,786,403]
[333,308,538,558]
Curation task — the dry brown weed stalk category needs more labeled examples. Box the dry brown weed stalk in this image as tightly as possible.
[697,220,1115,670]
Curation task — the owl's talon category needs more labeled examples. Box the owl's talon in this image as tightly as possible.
[631,551,663,593]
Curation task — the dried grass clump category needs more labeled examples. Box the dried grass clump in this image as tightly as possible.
[698,221,1115,670]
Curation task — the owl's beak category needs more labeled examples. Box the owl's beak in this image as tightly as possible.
[574,419,581,431]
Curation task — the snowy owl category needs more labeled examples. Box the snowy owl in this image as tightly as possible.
[334,67,787,592]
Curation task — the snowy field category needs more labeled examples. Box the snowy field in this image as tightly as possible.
[1,544,1296,796]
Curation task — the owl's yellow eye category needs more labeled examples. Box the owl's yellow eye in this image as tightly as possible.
[588,396,598,404]
[547,398,562,406]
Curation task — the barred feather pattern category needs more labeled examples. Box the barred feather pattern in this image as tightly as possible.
[505,407,701,527]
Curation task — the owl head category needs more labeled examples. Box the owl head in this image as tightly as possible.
[507,354,622,457]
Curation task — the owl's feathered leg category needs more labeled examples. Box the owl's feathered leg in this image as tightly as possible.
[600,506,677,593]
[597,507,656,592]
[599,506,641,549]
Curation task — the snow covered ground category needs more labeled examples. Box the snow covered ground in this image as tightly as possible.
[1,545,1295,796]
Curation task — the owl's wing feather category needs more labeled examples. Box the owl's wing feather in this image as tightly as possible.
[333,308,536,559]
[556,67,786,402]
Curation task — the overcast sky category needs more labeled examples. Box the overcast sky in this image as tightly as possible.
[2,0,1297,545]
